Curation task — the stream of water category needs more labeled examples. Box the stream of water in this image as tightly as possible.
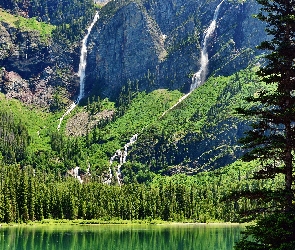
[57,12,99,130]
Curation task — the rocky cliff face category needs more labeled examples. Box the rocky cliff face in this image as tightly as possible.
[0,21,51,106]
[86,1,166,98]
[0,20,79,108]
[86,0,266,100]
[1,0,266,106]
[0,22,50,78]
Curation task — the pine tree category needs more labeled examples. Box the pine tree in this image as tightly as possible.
[235,0,295,248]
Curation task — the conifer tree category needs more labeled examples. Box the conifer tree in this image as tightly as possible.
[235,0,295,248]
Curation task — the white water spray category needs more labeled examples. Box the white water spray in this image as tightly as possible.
[106,134,138,185]
[161,0,224,117]
[190,0,224,91]
[57,12,99,130]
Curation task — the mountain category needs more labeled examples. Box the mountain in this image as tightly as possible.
[0,0,267,182]
[85,0,266,99]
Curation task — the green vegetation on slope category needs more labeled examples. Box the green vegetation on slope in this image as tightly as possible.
[0,93,69,169]
[0,66,261,177]
[125,66,262,178]
[0,8,55,40]
[0,65,285,227]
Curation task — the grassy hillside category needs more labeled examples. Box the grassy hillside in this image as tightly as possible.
[0,8,55,40]
[0,66,262,181]
[0,93,58,152]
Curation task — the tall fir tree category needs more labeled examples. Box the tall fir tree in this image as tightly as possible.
[235,0,295,249]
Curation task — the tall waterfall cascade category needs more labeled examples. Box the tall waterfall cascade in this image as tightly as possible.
[190,0,224,91]
[162,0,224,117]
[78,12,100,102]
[57,12,100,130]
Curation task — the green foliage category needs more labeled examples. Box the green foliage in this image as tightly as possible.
[237,0,295,206]
[0,93,65,166]
[0,109,30,164]
[14,16,55,40]
[235,0,295,248]
[50,87,68,112]
[235,211,295,250]
[0,8,54,41]
[0,161,283,223]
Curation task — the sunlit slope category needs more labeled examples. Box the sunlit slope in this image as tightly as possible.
[79,66,260,176]
[0,66,261,178]
[124,67,260,175]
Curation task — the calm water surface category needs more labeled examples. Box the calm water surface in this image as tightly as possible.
[0,223,243,250]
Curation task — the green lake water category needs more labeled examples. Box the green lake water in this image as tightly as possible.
[0,223,243,250]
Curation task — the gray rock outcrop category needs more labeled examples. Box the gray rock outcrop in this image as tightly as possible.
[0,20,79,107]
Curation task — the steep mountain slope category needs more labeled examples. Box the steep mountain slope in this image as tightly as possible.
[86,0,266,100]
[0,2,95,108]
[127,67,259,177]
[87,67,259,181]
[56,67,260,182]
[0,65,261,183]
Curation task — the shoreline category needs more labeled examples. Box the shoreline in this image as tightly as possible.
[0,219,249,228]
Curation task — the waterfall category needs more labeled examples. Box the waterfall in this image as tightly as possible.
[161,0,224,118]
[106,134,138,185]
[78,12,100,102]
[190,0,224,91]
[73,166,83,184]
[57,12,100,130]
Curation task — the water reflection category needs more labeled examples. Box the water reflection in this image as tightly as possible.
[0,224,243,250]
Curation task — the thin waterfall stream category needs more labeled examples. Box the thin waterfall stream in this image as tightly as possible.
[162,0,224,117]
[106,134,138,185]
[190,0,224,91]
[57,12,99,130]
[108,1,224,185]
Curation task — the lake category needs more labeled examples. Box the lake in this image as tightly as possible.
[0,223,243,250]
